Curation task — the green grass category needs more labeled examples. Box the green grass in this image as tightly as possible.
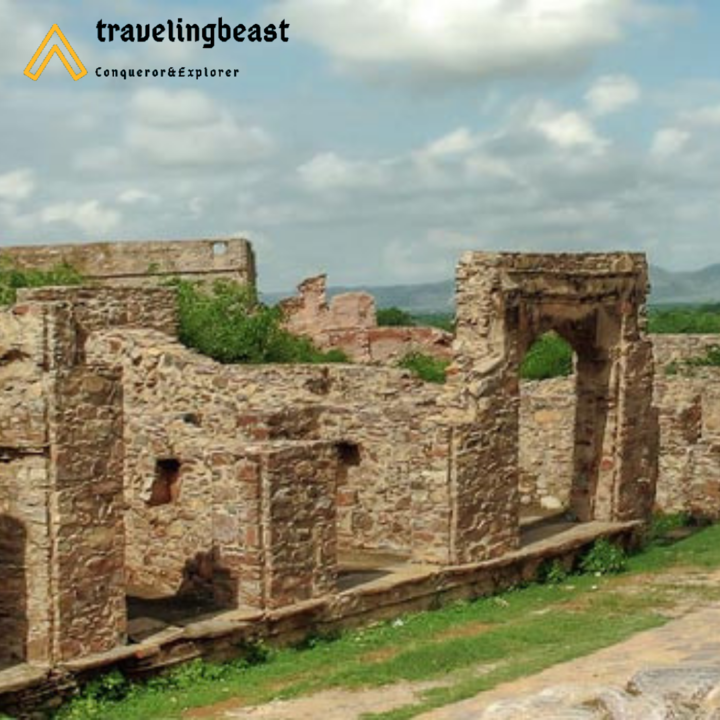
[51,522,720,720]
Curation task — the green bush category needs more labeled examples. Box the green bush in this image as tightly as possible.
[377,307,415,327]
[0,261,84,305]
[579,539,627,576]
[520,332,574,381]
[174,279,349,365]
[649,512,693,543]
[398,352,449,384]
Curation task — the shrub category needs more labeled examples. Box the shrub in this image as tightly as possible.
[377,307,415,327]
[649,512,693,543]
[173,279,349,365]
[579,539,627,576]
[398,352,449,384]
[537,559,569,585]
[0,261,84,305]
[520,332,574,381]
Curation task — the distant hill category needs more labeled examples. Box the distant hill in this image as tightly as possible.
[650,264,720,306]
[264,265,720,313]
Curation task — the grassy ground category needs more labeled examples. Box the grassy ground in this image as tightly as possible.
[51,522,720,720]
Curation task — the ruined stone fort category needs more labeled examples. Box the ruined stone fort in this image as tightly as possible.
[0,238,717,711]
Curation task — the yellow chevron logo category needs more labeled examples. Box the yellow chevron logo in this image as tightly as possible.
[24,24,87,81]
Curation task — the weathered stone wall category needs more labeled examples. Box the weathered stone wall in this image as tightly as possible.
[48,367,125,661]
[0,303,58,667]
[280,275,453,363]
[519,377,575,513]
[260,442,338,608]
[0,295,127,665]
[85,327,451,606]
[18,286,178,342]
[1,237,256,288]
[0,458,51,668]
[652,334,720,367]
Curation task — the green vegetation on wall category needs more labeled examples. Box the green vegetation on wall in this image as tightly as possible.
[0,261,84,305]
[398,352,449,384]
[174,279,349,365]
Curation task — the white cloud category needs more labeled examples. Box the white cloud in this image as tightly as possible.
[298,152,392,192]
[131,88,218,129]
[125,88,274,166]
[40,200,121,236]
[0,168,35,201]
[683,104,720,126]
[117,188,160,205]
[74,146,125,173]
[586,75,641,115]
[419,128,477,159]
[651,128,690,158]
[530,103,609,154]
[270,0,638,85]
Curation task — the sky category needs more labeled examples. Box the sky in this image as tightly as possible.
[0,0,719,291]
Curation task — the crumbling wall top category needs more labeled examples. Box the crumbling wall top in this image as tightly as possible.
[0,237,256,288]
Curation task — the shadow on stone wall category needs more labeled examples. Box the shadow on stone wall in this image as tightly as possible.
[0,514,28,669]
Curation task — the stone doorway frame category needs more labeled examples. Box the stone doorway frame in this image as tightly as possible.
[449,252,659,564]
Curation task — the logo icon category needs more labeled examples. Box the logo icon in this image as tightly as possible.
[24,24,87,81]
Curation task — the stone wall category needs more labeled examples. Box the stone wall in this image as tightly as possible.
[517,335,720,520]
[280,275,453,363]
[652,334,720,367]
[1,237,256,288]
[85,326,451,608]
[0,296,126,665]
[519,377,575,513]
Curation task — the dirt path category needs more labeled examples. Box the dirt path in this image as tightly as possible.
[419,597,720,718]
[191,569,720,720]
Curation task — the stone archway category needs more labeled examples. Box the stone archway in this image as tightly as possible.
[449,252,659,564]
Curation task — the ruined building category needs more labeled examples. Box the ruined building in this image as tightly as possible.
[0,237,707,711]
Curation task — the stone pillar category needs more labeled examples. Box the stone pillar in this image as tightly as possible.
[48,367,126,661]
[260,442,338,608]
